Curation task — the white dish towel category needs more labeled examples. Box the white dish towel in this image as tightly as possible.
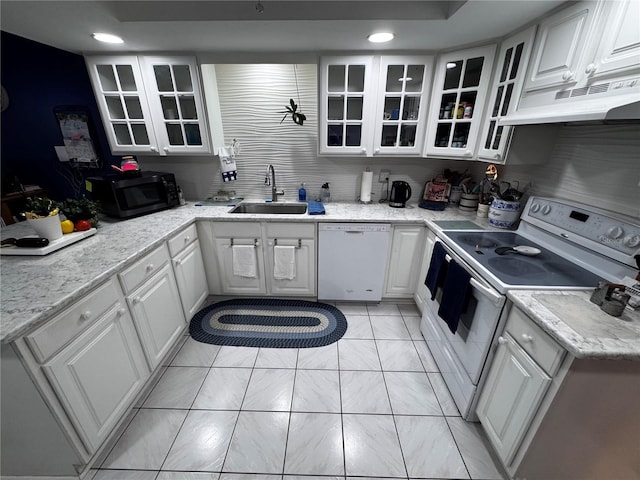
[232,245,257,278]
[273,245,296,280]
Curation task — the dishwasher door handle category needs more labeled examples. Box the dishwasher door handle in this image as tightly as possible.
[345,231,365,234]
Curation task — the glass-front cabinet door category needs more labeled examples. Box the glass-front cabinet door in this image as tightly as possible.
[478,26,536,163]
[424,45,496,159]
[85,56,158,154]
[319,56,375,155]
[373,56,434,156]
[140,56,211,155]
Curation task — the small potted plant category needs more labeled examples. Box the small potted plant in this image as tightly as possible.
[58,197,100,231]
[24,196,63,240]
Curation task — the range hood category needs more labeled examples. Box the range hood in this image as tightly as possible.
[500,93,640,125]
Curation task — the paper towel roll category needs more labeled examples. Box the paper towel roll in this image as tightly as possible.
[360,171,373,202]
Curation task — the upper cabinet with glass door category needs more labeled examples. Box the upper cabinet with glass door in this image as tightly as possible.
[319,56,376,156]
[86,56,159,155]
[139,56,210,155]
[477,26,537,163]
[424,45,496,160]
[373,56,434,156]
[85,55,211,156]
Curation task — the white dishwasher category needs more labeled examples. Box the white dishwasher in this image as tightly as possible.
[318,223,391,301]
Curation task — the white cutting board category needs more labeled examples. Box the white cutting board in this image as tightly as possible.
[0,229,97,256]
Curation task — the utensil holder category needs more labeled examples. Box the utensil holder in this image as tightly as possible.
[27,214,63,241]
[488,199,521,229]
[476,203,490,218]
[459,193,479,212]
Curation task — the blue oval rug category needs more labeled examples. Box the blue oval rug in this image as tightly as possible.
[189,298,348,348]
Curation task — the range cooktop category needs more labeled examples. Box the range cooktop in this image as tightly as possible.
[439,230,604,289]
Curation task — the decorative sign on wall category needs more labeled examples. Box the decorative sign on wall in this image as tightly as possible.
[54,106,99,167]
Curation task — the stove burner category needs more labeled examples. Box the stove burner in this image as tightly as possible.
[487,257,546,277]
[455,234,501,249]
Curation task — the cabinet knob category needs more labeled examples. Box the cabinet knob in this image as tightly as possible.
[463,150,473,157]
[361,148,367,155]
[497,336,507,345]
[174,258,182,266]
[521,333,533,343]
[80,311,92,321]
[561,71,574,81]
[150,146,158,153]
[117,308,127,316]
[184,236,190,243]
[585,63,597,75]
[163,146,170,153]
[374,148,380,155]
[146,263,154,272]
[494,153,502,161]
[132,297,141,305]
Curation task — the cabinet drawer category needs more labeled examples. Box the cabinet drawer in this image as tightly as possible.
[168,223,198,257]
[25,278,123,363]
[119,244,170,294]
[212,222,261,238]
[264,222,315,239]
[505,307,565,376]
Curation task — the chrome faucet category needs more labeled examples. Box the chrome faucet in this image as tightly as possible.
[264,164,284,202]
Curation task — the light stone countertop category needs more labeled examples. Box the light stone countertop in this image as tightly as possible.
[0,201,485,343]
[508,290,640,361]
[2,200,638,361]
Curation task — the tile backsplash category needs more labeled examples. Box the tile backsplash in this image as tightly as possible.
[139,64,639,220]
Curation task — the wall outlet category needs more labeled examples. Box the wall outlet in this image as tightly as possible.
[379,170,390,183]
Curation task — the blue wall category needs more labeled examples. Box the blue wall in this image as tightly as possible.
[1,32,118,201]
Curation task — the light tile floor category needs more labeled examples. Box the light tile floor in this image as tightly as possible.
[89,302,507,480]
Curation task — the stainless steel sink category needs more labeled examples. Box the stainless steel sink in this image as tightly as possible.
[228,202,307,214]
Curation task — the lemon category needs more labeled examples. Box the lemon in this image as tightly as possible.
[61,219,74,234]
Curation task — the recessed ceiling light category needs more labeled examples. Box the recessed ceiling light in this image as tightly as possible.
[91,33,124,44]
[368,32,394,43]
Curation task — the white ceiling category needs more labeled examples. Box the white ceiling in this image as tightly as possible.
[1,0,566,58]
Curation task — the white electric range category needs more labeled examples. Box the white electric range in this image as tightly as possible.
[420,196,640,420]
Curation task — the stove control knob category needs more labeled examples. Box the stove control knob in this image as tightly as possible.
[607,226,624,239]
[530,203,540,213]
[541,204,552,215]
[624,234,640,248]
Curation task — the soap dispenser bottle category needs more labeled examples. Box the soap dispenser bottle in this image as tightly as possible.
[320,182,330,203]
[298,183,307,201]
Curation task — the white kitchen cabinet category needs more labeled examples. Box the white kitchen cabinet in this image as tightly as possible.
[211,222,266,295]
[319,55,434,156]
[413,227,435,313]
[211,221,317,297]
[169,224,209,320]
[384,225,425,298]
[424,45,496,160]
[24,278,149,454]
[86,55,211,155]
[477,26,537,163]
[120,244,186,369]
[475,332,551,465]
[523,1,601,92]
[264,223,316,297]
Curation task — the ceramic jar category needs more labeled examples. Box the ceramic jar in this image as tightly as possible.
[488,199,521,229]
[459,193,479,212]
[27,213,63,241]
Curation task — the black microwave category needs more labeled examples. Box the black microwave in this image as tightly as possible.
[87,171,180,219]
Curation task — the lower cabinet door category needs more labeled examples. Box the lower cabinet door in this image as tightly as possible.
[476,334,551,466]
[173,241,209,320]
[215,238,266,295]
[43,305,149,453]
[266,238,316,296]
[128,264,186,369]
[384,225,425,297]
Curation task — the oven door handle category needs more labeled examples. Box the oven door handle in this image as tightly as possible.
[444,253,503,306]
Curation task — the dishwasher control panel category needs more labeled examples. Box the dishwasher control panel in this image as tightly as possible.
[318,223,390,233]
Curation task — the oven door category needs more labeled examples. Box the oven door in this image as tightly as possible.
[420,240,507,418]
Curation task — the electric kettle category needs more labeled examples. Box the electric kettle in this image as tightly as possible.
[389,181,412,208]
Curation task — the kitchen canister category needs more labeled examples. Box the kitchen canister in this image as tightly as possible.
[449,186,462,204]
[459,193,479,212]
[477,203,490,218]
[488,199,521,229]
